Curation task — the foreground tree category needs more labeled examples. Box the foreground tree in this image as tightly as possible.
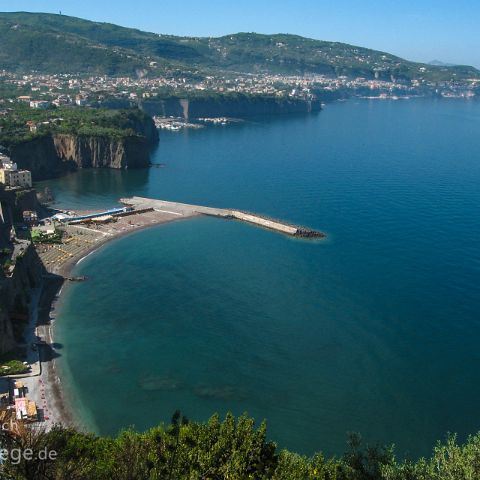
[2,413,480,479]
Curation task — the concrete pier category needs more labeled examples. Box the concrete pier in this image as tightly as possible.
[120,196,325,239]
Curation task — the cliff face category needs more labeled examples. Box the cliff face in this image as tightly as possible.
[141,96,322,119]
[185,97,322,119]
[52,134,151,170]
[141,97,185,118]
[0,186,41,245]
[0,244,45,355]
[9,112,158,180]
[10,132,155,180]
[10,135,65,179]
[0,302,15,355]
[125,113,159,143]
[0,185,45,355]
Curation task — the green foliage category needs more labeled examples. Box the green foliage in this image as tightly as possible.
[2,413,480,479]
[30,228,64,244]
[0,105,151,147]
[0,350,29,376]
[0,12,478,81]
[0,14,147,75]
[0,359,28,376]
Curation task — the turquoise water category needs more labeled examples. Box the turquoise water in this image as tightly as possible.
[51,99,480,457]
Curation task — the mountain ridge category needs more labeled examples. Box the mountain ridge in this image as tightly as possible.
[1,11,479,82]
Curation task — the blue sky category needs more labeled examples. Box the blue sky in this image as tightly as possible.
[1,0,479,67]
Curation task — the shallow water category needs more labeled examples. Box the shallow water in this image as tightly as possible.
[50,99,480,457]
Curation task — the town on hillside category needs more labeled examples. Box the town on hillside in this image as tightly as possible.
[0,68,478,115]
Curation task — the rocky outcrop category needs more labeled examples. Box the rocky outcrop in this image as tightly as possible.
[186,97,321,119]
[124,111,159,143]
[9,111,159,180]
[10,132,156,179]
[0,304,15,355]
[140,95,322,119]
[140,97,185,118]
[52,134,151,170]
[10,133,155,180]
[0,243,45,355]
[0,185,45,355]
[0,186,41,244]
[9,135,65,179]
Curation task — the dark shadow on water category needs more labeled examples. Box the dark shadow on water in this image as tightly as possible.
[36,167,151,209]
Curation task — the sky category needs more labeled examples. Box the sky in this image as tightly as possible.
[1,0,479,68]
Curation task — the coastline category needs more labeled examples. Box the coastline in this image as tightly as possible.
[35,211,200,431]
[30,196,322,431]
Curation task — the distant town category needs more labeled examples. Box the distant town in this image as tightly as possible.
[0,68,478,114]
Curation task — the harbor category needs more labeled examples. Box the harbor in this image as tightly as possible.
[119,196,325,239]
[0,195,324,432]
[35,196,323,274]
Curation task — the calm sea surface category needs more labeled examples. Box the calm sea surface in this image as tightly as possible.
[42,99,480,457]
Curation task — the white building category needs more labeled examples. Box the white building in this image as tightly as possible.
[29,100,50,109]
[0,155,32,188]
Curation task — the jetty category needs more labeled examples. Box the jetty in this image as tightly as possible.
[35,196,323,276]
[119,196,324,239]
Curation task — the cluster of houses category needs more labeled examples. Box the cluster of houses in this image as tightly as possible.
[0,154,32,189]
[17,97,51,109]
[0,68,478,116]
[0,380,38,426]
[12,381,38,422]
[15,94,87,109]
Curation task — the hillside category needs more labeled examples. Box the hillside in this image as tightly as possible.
[0,11,479,81]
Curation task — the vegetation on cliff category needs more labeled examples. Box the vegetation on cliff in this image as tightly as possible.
[1,411,479,479]
[0,105,157,148]
[147,91,315,103]
[0,12,478,81]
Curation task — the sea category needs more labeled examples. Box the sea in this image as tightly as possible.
[38,98,480,458]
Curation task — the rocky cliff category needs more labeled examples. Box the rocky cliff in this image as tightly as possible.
[140,95,322,119]
[0,243,45,355]
[52,134,151,169]
[9,111,158,180]
[0,185,45,355]
[0,186,40,244]
[9,135,63,180]
[10,133,155,180]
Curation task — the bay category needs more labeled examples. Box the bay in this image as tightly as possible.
[44,99,480,457]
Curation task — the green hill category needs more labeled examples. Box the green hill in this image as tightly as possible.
[0,11,478,81]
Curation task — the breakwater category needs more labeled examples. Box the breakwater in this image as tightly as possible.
[120,196,325,238]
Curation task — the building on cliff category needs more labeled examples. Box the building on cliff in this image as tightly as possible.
[0,155,32,188]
